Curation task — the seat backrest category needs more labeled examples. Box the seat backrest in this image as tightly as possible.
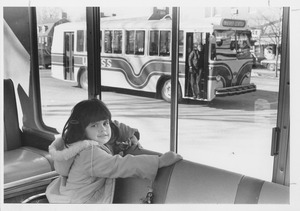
[114,148,289,204]
[4,79,22,151]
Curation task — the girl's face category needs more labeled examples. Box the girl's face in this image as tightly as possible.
[85,119,111,144]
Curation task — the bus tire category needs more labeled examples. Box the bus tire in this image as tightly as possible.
[160,78,182,103]
[78,68,88,90]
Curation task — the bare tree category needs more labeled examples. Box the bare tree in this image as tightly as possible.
[260,8,282,76]
[37,7,63,24]
[249,8,283,76]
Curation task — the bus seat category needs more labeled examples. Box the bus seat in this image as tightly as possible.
[166,161,289,204]
[164,160,242,203]
[22,147,289,204]
[113,148,289,204]
[3,79,53,184]
[258,180,289,203]
[4,146,53,183]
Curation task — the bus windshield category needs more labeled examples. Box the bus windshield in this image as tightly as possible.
[213,30,252,60]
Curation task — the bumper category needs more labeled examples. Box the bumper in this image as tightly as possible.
[215,83,256,97]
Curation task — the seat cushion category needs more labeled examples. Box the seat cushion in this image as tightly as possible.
[4,146,53,184]
[165,160,242,203]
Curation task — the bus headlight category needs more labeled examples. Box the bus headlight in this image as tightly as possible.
[216,75,221,82]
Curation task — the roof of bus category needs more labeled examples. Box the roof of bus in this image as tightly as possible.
[54,16,250,32]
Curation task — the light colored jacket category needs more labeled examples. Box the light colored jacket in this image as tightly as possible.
[46,122,160,204]
[46,138,159,203]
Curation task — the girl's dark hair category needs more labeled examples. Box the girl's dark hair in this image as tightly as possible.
[62,99,112,146]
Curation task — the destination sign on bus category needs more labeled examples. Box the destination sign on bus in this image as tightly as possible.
[221,19,246,27]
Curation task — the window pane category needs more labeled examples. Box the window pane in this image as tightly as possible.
[236,31,252,59]
[126,30,135,54]
[37,7,88,131]
[113,30,122,54]
[159,30,170,56]
[179,30,184,58]
[104,30,113,53]
[35,7,282,184]
[100,30,102,52]
[135,30,145,55]
[76,30,84,52]
[149,30,159,56]
[214,30,237,60]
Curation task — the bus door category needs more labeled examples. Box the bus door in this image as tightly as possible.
[185,33,193,97]
[185,32,207,99]
[63,32,74,80]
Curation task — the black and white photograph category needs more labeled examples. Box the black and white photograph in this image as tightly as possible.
[1,0,299,210]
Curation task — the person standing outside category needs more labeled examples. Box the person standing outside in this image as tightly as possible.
[188,42,203,99]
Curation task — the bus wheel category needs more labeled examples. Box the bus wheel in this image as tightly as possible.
[160,79,182,103]
[79,69,88,90]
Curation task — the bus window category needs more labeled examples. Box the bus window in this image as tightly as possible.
[40,7,279,184]
[210,33,217,60]
[159,30,170,56]
[149,30,159,56]
[126,30,145,55]
[179,30,184,58]
[135,30,145,55]
[37,7,88,131]
[100,30,102,52]
[113,30,122,54]
[104,30,113,53]
[149,30,178,57]
[214,30,237,60]
[126,30,134,54]
[77,30,85,52]
[236,31,252,59]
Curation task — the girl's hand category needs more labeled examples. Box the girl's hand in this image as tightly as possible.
[158,151,183,168]
[128,136,143,149]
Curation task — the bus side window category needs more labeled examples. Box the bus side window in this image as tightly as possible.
[113,30,122,54]
[77,30,84,52]
[100,30,102,53]
[126,30,135,54]
[104,30,112,53]
[178,30,184,58]
[126,30,145,55]
[149,30,159,56]
[104,30,124,54]
[135,31,145,55]
[210,34,217,60]
[159,31,170,57]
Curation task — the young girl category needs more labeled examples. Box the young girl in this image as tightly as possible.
[46,99,182,203]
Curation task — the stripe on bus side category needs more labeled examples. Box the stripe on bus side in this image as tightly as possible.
[208,63,232,87]
[103,57,185,88]
[208,61,253,87]
[51,53,185,89]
